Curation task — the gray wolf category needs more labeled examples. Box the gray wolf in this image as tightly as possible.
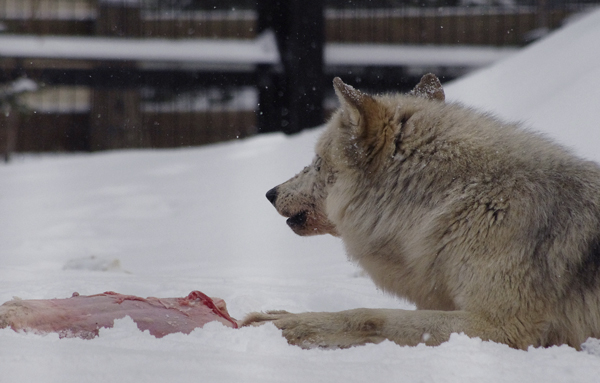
[243,74,600,350]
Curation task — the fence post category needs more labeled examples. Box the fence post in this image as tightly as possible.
[1,111,18,163]
[285,0,324,134]
[256,0,285,134]
[537,0,549,31]
[257,0,324,135]
[90,0,149,151]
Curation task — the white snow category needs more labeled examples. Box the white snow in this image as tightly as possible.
[8,78,38,94]
[326,44,517,67]
[0,32,512,70]
[0,31,280,66]
[2,7,600,383]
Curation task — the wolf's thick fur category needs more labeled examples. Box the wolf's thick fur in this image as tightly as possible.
[245,74,600,350]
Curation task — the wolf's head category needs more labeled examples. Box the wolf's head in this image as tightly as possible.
[266,74,445,237]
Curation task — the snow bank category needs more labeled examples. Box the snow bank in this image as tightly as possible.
[445,7,600,161]
[3,319,599,383]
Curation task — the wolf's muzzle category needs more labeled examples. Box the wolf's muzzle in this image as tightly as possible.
[286,211,307,228]
[266,187,278,205]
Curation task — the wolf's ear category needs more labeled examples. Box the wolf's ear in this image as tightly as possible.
[409,73,445,102]
[333,77,379,130]
[333,78,393,167]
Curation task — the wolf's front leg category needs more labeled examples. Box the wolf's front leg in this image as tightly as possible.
[242,309,388,348]
[242,308,479,349]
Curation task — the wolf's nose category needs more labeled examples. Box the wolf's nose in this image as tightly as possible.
[266,187,278,205]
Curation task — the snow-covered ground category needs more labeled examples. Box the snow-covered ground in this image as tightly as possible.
[2,7,600,383]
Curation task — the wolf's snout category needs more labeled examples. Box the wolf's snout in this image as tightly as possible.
[266,187,278,205]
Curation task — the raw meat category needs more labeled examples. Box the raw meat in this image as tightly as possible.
[0,291,238,339]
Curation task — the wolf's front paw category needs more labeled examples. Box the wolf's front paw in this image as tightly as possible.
[240,310,292,327]
[241,309,386,349]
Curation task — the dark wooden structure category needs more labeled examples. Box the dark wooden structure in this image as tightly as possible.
[257,0,325,134]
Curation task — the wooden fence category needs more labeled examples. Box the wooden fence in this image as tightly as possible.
[0,7,577,45]
[325,8,571,46]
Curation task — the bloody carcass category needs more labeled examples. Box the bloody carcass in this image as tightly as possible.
[0,290,238,339]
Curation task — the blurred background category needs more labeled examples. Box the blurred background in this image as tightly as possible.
[0,0,598,160]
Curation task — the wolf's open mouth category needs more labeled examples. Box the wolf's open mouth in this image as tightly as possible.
[286,211,307,228]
